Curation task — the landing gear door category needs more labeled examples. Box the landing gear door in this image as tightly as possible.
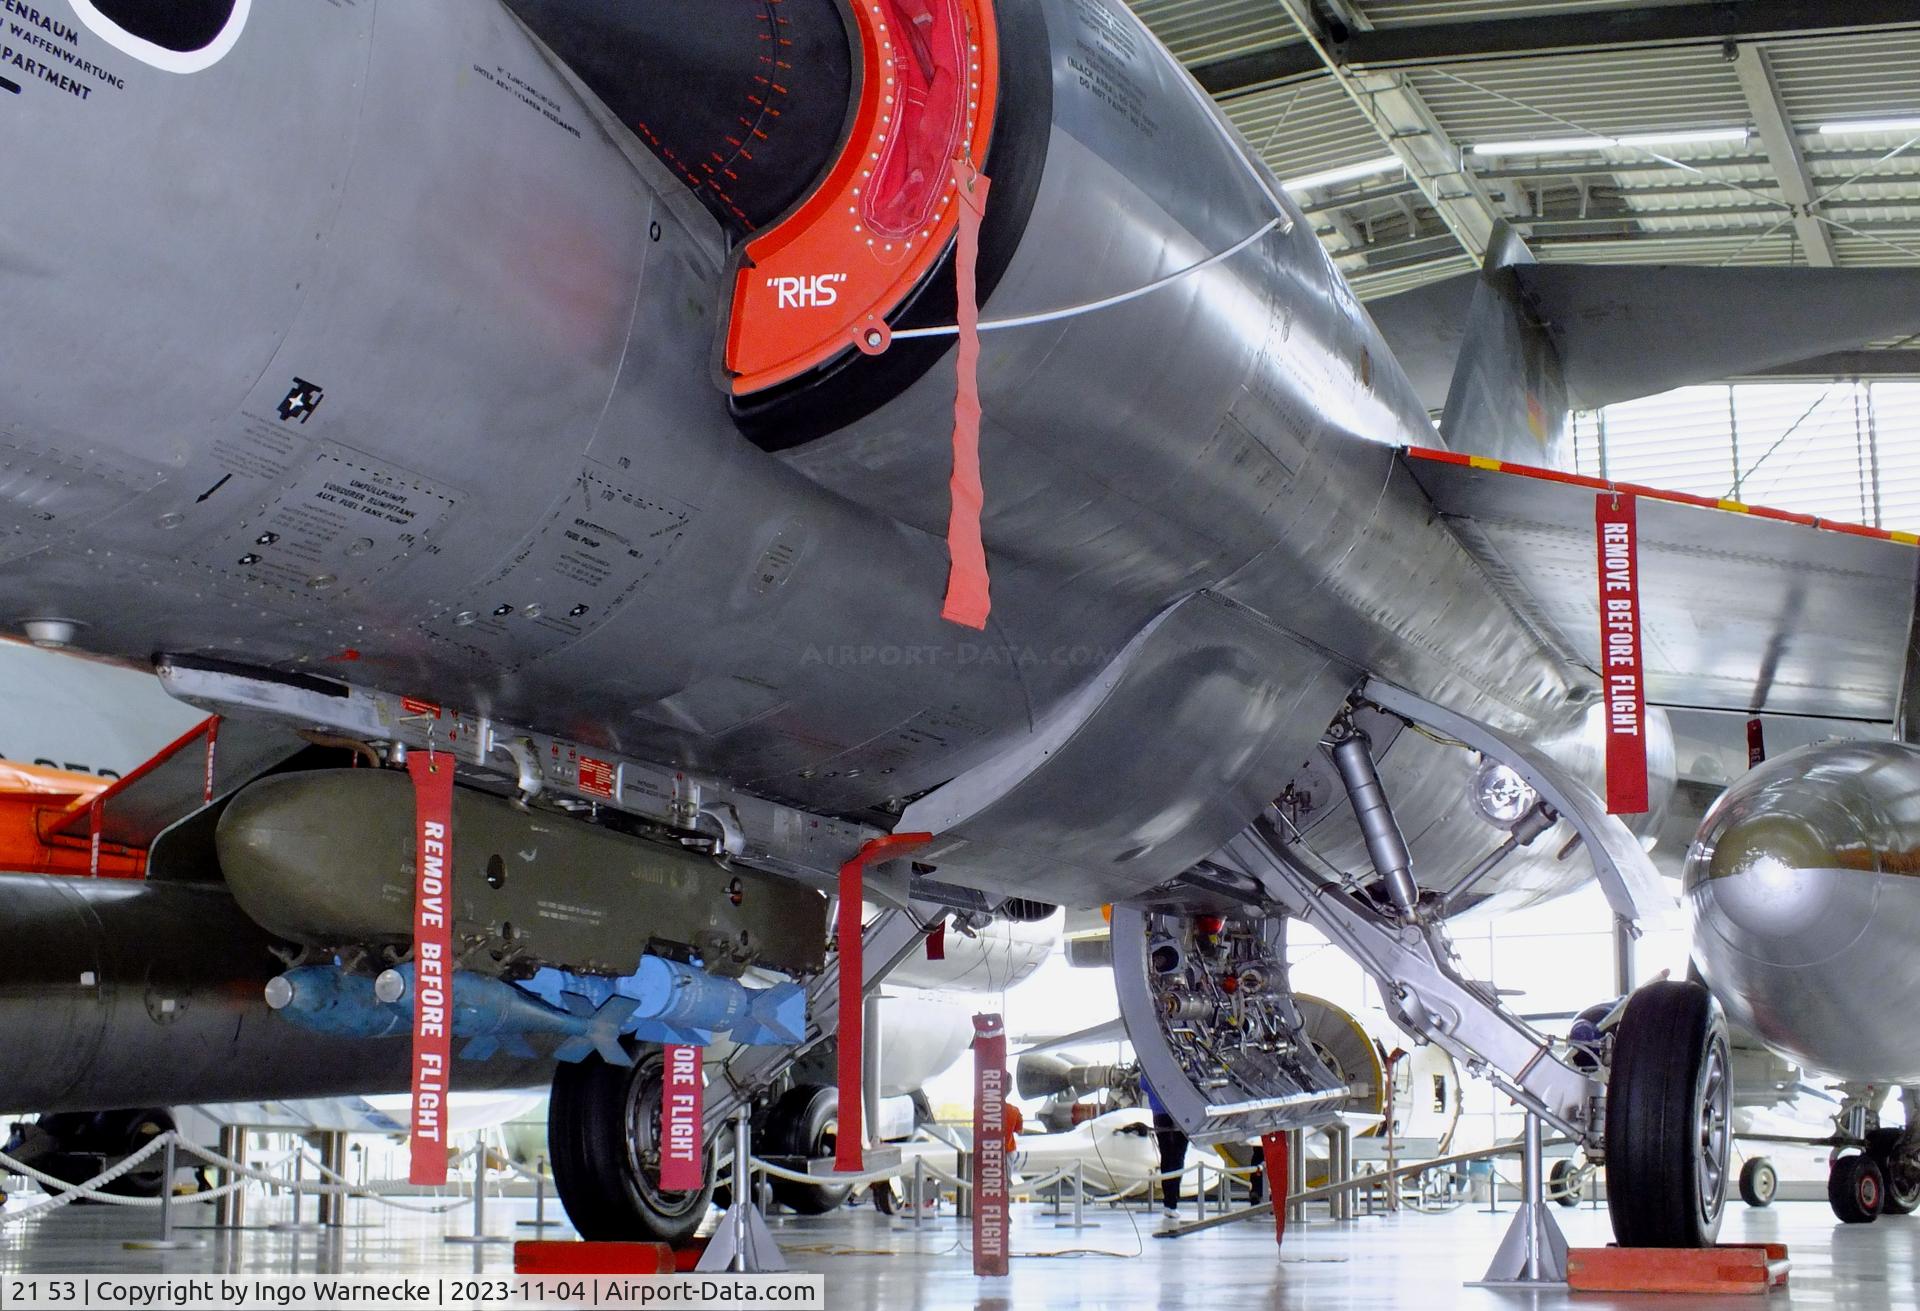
[1110,905,1350,1144]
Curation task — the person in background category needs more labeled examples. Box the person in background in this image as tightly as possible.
[1142,1076,1189,1229]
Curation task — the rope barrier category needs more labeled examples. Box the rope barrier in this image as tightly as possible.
[0,1136,487,1226]
[284,1148,474,1216]
[0,1135,179,1222]
[0,1133,1299,1231]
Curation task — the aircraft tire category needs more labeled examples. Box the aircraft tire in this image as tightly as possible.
[765,1084,852,1215]
[1829,1154,1885,1224]
[1605,980,1731,1247]
[548,1049,713,1243]
[1866,1129,1919,1216]
[1738,1157,1777,1208]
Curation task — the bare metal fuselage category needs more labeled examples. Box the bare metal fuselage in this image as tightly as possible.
[0,0,1648,916]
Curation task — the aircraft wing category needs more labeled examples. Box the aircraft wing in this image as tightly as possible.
[1401,446,1920,723]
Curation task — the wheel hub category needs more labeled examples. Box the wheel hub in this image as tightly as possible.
[1695,1040,1731,1226]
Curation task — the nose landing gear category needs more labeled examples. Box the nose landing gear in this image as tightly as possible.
[1866,1127,1920,1216]
[1822,1086,1920,1224]
[1829,1154,1886,1224]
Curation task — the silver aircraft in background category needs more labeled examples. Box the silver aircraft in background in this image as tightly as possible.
[3,0,1919,1249]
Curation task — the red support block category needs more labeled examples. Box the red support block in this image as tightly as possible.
[513,1242,678,1276]
[1567,1244,1789,1295]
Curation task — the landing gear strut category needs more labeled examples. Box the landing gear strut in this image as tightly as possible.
[1211,686,1733,1265]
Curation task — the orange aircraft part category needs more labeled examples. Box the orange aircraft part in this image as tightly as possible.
[1566,1243,1790,1295]
[724,0,1000,394]
[0,761,145,878]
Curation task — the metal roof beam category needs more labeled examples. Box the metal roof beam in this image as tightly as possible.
[1471,151,1920,183]
[1734,45,1837,266]
[1194,1,1920,96]
[1297,180,1422,214]
[1539,220,1920,244]
[1348,69,1508,260]
[1254,0,1505,261]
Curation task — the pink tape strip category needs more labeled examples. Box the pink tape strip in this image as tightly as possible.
[941,162,993,631]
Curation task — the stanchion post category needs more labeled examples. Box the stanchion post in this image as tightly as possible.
[729,1111,748,1268]
[447,1136,510,1246]
[161,1141,177,1245]
[319,1132,348,1228]
[214,1127,246,1230]
[473,1141,488,1239]
[1287,1128,1305,1226]
[124,1138,203,1251]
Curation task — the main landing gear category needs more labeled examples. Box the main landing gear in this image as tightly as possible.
[1212,687,1730,1262]
[548,1047,715,1244]
[1604,981,1732,1247]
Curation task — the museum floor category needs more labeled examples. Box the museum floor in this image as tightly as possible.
[2,1190,1915,1309]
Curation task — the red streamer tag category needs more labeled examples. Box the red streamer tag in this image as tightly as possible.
[1261,1132,1290,1246]
[926,918,947,961]
[1596,494,1648,814]
[1746,717,1767,770]
[941,161,993,631]
[660,1045,705,1193]
[971,1013,1010,1277]
[406,752,455,1186]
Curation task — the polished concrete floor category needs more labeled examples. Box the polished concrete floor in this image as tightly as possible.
[1,1189,1916,1309]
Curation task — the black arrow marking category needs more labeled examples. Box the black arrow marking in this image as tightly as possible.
[194,474,233,503]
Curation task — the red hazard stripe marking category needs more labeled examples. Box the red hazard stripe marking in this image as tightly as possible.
[941,163,992,631]
[407,754,455,1185]
[1405,445,1920,546]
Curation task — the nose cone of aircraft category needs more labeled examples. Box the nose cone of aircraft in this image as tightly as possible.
[1685,740,1920,1082]
[1688,779,1880,968]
